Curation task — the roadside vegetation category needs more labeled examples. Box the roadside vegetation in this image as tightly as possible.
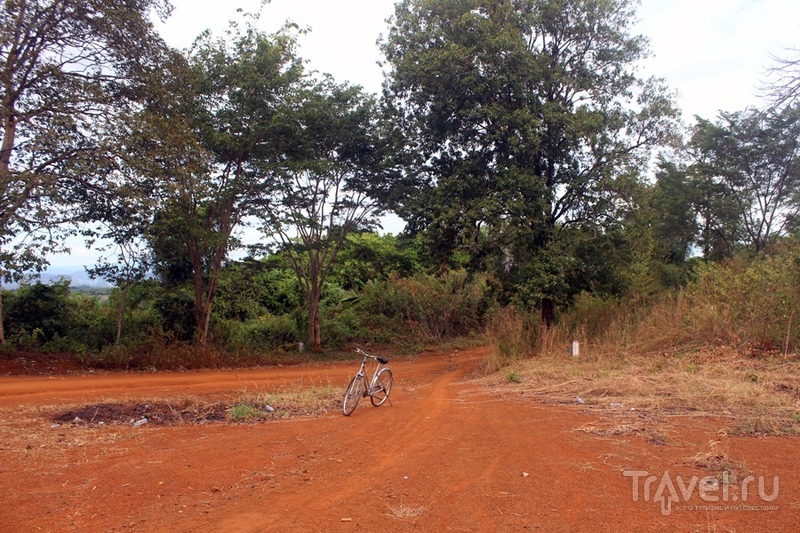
[484,240,800,436]
[3,0,800,421]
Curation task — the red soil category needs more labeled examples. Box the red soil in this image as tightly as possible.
[0,347,797,531]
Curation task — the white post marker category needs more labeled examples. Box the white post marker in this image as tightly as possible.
[572,341,580,358]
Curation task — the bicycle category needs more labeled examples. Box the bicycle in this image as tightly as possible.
[342,347,393,416]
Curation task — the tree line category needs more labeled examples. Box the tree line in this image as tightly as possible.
[2,0,799,357]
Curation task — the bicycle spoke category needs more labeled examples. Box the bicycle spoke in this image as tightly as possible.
[343,376,364,416]
[370,369,393,407]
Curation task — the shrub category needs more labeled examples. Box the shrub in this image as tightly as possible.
[236,315,300,350]
[357,270,492,343]
[3,280,71,344]
[684,244,800,351]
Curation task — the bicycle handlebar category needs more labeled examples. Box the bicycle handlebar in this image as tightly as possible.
[354,347,389,365]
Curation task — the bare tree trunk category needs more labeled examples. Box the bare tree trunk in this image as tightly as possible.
[200,245,226,346]
[191,258,206,344]
[115,283,130,345]
[201,279,216,347]
[541,298,555,329]
[1,107,17,346]
[307,289,321,352]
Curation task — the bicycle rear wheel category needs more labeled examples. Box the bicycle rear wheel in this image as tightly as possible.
[343,375,365,416]
[370,369,393,407]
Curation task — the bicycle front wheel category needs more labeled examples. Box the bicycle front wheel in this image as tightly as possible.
[370,369,393,407]
[343,375,365,416]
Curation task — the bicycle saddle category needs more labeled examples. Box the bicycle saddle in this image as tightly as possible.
[377,357,389,365]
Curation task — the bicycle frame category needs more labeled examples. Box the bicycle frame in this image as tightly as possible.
[343,347,393,415]
[353,347,385,396]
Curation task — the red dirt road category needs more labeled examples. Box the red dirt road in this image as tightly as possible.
[1,347,798,532]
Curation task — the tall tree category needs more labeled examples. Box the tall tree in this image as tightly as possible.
[650,158,700,263]
[381,0,677,324]
[0,0,172,343]
[128,19,306,346]
[265,80,387,351]
[83,193,152,345]
[690,106,800,254]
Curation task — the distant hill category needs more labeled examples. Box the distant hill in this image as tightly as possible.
[40,269,109,287]
[7,266,113,289]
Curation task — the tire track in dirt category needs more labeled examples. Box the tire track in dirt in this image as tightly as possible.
[3,347,800,532]
[0,365,353,406]
[205,351,483,532]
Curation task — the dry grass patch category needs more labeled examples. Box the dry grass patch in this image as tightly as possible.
[681,440,750,485]
[487,347,800,436]
[227,383,341,421]
[386,503,428,520]
[34,383,342,429]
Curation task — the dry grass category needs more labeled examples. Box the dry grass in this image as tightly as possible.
[685,440,750,484]
[386,503,428,520]
[487,346,800,436]
[228,383,341,421]
[484,281,800,436]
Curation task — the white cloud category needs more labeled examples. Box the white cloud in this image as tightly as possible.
[637,0,800,118]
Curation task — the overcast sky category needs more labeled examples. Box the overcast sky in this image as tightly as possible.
[156,0,800,120]
[51,0,800,271]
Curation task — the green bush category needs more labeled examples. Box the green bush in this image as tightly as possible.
[357,270,492,342]
[3,280,71,344]
[152,290,196,342]
[238,315,300,350]
[685,243,800,351]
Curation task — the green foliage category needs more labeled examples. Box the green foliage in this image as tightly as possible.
[2,279,147,355]
[685,242,800,350]
[650,158,701,263]
[212,260,302,321]
[688,105,800,256]
[3,280,71,344]
[382,0,678,319]
[223,315,300,351]
[152,290,197,342]
[328,233,422,290]
[357,270,492,342]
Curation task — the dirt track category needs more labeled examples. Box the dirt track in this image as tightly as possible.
[1,347,798,532]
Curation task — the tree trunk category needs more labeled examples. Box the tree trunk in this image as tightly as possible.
[192,265,206,345]
[307,287,322,352]
[115,284,130,345]
[541,298,555,329]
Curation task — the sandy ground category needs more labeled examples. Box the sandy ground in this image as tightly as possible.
[0,346,798,532]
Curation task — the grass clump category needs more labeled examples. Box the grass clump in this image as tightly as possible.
[228,403,267,422]
[227,384,341,422]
